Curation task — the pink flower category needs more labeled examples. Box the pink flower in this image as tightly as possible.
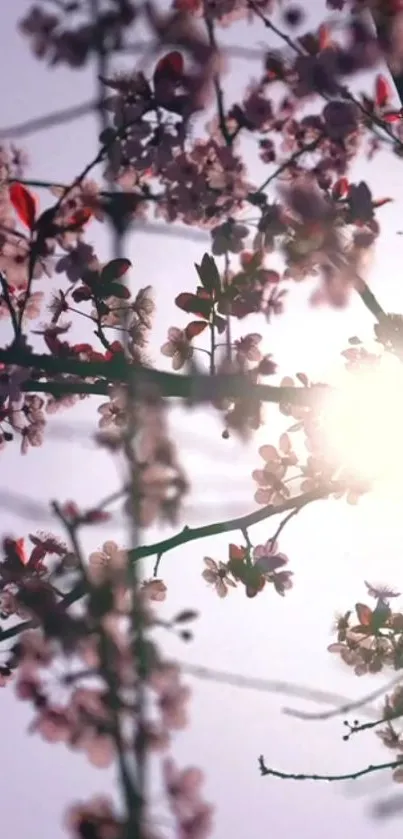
[364,581,400,601]
[202,557,236,597]
[141,578,167,601]
[65,796,122,838]
[164,758,214,839]
[234,333,262,364]
[253,540,293,596]
[211,220,249,255]
[253,539,288,573]
[161,327,193,370]
[0,366,31,403]
[97,385,128,430]
[150,664,190,730]
[88,540,127,585]
[258,433,297,476]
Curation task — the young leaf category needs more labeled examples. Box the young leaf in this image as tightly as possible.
[383,110,403,123]
[9,183,37,230]
[296,372,309,386]
[66,207,93,228]
[154,51,184,86]
[332,177,349,200]
[175,292,212,319]
[100,258,132,284]
[195,253,221,295]
[355,603,372,626]
[99,282,131,300]
[372,197,393,209]
[185,320,208,340]
[4,537,28,565]
[174,609,199,623]
[318,23,330,50]
[375,74,391,108]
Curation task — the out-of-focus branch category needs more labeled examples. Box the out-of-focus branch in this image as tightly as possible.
[0,346,328,406]
[177,660,375,714]
[283,671,403,722]
[0,100,98,139]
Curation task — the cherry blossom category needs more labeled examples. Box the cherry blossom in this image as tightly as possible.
[161,327,193,370]
[201,557,236,597]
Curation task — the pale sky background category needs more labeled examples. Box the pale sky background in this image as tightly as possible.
[3,1,403,837]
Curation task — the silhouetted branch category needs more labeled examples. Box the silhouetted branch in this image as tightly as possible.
[132,484,339,562]
[0,99,98,139]
[0,346,328,405]
[258,754,403,782]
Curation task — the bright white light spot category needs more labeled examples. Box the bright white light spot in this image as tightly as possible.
[321,354,403,497]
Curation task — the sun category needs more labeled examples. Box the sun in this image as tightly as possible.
[320,353,403,497]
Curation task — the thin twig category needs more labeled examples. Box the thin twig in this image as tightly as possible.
[132,484,338,563]
[258,754,403,782]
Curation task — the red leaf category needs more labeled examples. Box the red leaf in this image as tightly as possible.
[185,320,208,340]
[355,603,372,626]
[375,74,391,108]
[383,110,403,123]
[332,177,349,200]
[318,24,330,50]
[5,537,28,565]
[101,258,131,284]
[9,183,37,230]
[84,509,111,524]
[372,197,393,208]
[154,51,184,86]
[27,544,47,571]
[175,292,212,319]
[228,544,247,562]
[195,253,221,295]
[66,207,93,228]
[105,340,124,360]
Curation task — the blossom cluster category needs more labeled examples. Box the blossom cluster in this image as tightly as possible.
[3,0,403,831]
[203,539,293,599]
[0,531,212,837]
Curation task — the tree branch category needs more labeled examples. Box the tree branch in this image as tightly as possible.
[258,755,403,782]
[0,346,328,406]
[131,484,338,563]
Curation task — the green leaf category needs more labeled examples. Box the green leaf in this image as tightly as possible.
[195,253,221,295]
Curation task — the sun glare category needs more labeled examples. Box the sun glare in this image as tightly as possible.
[321,354,403,497]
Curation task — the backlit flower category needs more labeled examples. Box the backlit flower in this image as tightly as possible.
[202,557,236,597]
[161,327,193,370]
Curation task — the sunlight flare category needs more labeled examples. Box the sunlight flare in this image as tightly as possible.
[321,354,403,497]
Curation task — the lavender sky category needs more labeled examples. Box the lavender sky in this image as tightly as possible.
[2,1,403,837]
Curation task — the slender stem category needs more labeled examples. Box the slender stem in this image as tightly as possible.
[258,754,403,783]
[131,483,339,563]
[0,273,19,336]
[209,320,216,375]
